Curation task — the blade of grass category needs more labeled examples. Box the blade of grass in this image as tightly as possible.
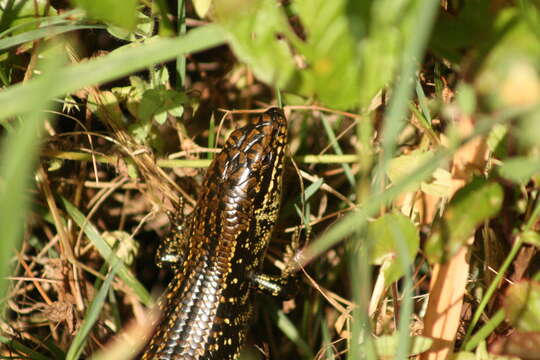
[66,258,121,360]
[393,220,415,360]
[0,336,52,360]
[320,114,355,188]
[276,310,313,358]
[176,0,186,88]
[0,109,46,299]
[0,41,61,305]
[377,0,439,180]
[208,113,216,160]
[0,24,106,51]
[463,309,505,351]
[0,9,84,38]
[461,198,540,349]
[61,197,151,304]
[301,106,521,270]
[353,4,439,357]
[415,79,432,125]
[0,24,225,120]
[40,149,364,167]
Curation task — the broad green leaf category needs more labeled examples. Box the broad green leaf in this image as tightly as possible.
[504,281,540,332]
[138,86,187,124]
[388,151,452,197]
[73,0,137,30]
[428,0,499,64]
[367,213,419,286]
[475,8,540,109]
[387,151,433,191]
[425,179,504,263]
[373,335,432,358]
[214,0,426,109]
[294,0,362,109]
[214,0,295,87]
[357,0,420,108]
[499,157,540,184]
[421,168,453,197]
[87,90,124,126]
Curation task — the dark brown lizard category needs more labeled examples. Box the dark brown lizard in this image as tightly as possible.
[141,107,289,360]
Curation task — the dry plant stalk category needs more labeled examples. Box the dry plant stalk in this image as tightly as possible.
[421,115,489,360]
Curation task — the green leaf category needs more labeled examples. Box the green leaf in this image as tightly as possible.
[504,281,540,332]
[425,179,504,263]
[521,230,540,248]
[193,0,213,18]
[107,10,153,41]
[486,123,508,158]
[420,168,453,197]
[367,213,419,286]
[516,107,540,148]
[73,0,138,30]
[387,151,433,192]
[388,151,452,197]
[294,0,362,109]
[138,86,187,123]
[428,0,498,64]
[451,352,476,360]
[276,310,313,358]
[87,90,124,126]
[214,0,295,87]
[456,82,477,116]
[373,335,432,358]
[499,157,540,184]
[475,8,540,109]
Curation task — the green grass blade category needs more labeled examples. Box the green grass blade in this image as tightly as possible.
[461,198,540,349]
[0,24,225,119]
[60,197,151,304]
[320,114,356,188]
[276,310,313,358]
[176,0,187,88]
[66,259,121,360]
[377,0,439,178]
[463,309,505,351]
[0,336,53,360]
[0,24,106,51]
